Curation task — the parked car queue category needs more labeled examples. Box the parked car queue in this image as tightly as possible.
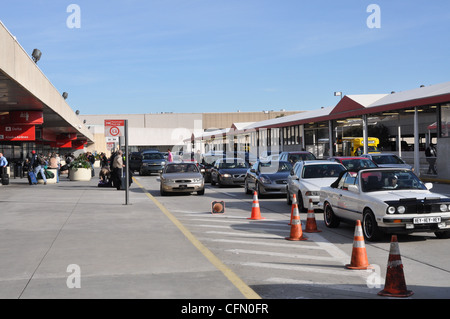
[133,149,450,241]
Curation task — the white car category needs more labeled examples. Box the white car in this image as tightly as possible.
[286,160,346,211]
[319,167,450,241]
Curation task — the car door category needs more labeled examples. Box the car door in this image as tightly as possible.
[333,172,361,221]
[211,160,220,183]
[287,162,301,203]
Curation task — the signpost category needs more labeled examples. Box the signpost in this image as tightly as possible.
[104,119,130,205]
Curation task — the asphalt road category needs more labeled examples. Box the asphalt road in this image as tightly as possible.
[135,175,450,299]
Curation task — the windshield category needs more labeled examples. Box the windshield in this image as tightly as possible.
[164,164,199,173]
[302,164,345,178]
[341,159,377,169]
[259,161,293,174]
[289,153,316,163]
[219,160,249,169]
[143,153,164,160]
[371,155,404,165]
[361,170,426,192]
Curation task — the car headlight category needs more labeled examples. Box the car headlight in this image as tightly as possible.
[161,161,166,165]
[221,174,231,178]
[387,206,396,214]
[397,206,405,214]
[260,176,271,184]
[440,204,448,212]
[305,191,320,196]
[192,178,203,183]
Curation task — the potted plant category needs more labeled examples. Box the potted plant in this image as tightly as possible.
[68,154,92,181]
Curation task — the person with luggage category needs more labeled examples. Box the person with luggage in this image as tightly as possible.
[30,151,47,185]
[0,153,8,185]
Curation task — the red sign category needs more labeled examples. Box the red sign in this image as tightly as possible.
[104,119,125,137]
[0,125,35,141]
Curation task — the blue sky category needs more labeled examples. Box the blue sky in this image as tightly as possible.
[2,0,450,115]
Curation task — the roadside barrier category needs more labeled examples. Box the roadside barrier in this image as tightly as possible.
[378,235,414,297]
[345,220,373,270]
[288,194,297,225]
[304,199,321,233]
[248,191,265,220]
[285,200,307,241]
[211,201,225,214]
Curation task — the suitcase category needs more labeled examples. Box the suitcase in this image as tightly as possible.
[28,171,37,185]
[1,173,9,185]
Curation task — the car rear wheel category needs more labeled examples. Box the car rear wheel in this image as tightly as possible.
[362,209,383,242]
[244,179,252,194]
[324,202,340,228]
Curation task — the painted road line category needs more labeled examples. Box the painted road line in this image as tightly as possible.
[206,230,285,239]
[225,249,336,261]
[266,277,380,295]
[198,238,324,250]
[133,178,261,299]
[238,262,374,277]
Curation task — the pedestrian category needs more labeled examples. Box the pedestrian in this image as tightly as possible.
[30,151,47,185]
[167,149,173,162]
[112,150,124,189]
[355,147,362,156]
[425,143,437,174]
[0,152,8,172]
[0,153,8,184]
[87,151,96,177]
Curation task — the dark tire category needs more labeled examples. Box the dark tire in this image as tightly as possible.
[324,202,340,228]
[362,209,383,242]
[286,189,292,205]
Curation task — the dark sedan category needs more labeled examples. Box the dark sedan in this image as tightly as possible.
[140,151,166,176]
[244,160,293,196]
[210,158,250,187]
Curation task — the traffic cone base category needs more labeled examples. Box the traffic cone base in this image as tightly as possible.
[248,191,265,220]
[285,202,307,241]
[304,199,321,233]
[345,220,372,270]
[378,235,414,297]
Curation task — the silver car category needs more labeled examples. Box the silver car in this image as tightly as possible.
[361,153,412,170]
[159,162,205,196]
[286,160,346,211]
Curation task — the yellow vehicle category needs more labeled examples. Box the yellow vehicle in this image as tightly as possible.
[341,137,379,156]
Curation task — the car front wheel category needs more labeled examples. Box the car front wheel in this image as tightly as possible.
[362,209,383,242]
[324,202,340,228]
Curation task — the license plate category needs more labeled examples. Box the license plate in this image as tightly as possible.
[179,185,187,189]
[413,217,441,224]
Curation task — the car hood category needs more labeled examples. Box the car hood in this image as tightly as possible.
[143,159,165,163]
[219,168,249,174]
[161,173,202,179]
[261,172,291,180]
[367,190,448,201]
[301,177,338,189]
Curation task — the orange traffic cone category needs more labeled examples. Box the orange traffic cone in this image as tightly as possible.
[248,191,265,220]
[285,201,307,241]
[304,199,321,233]
[345,220,373,270]
[378,235,414,297]
[288,194,297,225]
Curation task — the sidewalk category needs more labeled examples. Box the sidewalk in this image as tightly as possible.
[0,172,246,299]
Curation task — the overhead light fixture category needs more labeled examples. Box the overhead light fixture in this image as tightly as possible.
[75,110,80,115]
[334,91,342,96]
[62,92,68,99]
[32,49,42,63]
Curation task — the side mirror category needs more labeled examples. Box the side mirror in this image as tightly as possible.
[348,184,359,193]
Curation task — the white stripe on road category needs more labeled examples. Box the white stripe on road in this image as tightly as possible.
[198,238,324,250]
[226,249,336,261]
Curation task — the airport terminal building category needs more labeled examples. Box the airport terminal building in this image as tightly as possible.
[1,20,449,181]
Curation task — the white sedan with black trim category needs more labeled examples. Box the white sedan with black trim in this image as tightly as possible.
[319,167,450,241]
